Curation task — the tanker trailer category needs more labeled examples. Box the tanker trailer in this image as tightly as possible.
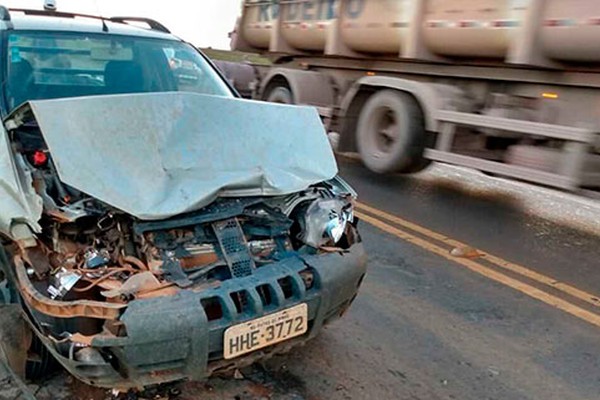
[230,0,600,194]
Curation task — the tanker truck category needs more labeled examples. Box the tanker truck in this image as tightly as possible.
[226,0,600,194]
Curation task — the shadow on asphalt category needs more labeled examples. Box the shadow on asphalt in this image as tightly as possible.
[346,161,523,212]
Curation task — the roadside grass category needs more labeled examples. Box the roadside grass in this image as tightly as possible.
[201,48,271,65]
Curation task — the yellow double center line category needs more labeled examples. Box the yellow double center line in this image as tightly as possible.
[355,202,600,328]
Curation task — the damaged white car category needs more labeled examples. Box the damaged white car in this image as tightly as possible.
[0,6,367,391]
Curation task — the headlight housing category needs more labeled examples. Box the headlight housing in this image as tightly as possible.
[299,198,354,249]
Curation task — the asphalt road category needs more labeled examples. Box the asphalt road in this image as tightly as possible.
[2,160,600,400]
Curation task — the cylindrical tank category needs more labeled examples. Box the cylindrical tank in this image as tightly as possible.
[339,0,410,54]
[540,0,600,62]
[281,0,339,51]
[422,0,530,58]
[241,0,277,49]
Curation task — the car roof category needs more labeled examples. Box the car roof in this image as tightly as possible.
[0,9,180,41]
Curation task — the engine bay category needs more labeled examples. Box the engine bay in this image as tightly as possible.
[5,123,358,342]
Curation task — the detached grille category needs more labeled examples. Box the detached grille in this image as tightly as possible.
[212,218,255,278]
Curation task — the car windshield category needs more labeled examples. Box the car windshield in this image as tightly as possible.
[4,31,233,111]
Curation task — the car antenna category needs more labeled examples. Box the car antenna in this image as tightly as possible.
[91,0,109,32]
[43,0,57,11]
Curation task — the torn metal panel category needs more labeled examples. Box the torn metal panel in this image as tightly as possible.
[15,92,338,221]
[14,256,125,320]
[0,127,42,238]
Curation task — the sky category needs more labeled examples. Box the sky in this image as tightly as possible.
[2,0,242,49]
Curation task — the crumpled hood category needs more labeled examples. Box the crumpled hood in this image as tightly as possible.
[9,92,338,221]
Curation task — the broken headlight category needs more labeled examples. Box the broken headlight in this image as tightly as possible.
[299,198,354,249]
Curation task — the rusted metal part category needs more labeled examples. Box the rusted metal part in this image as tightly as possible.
[179,252,219,269]
[20,243,51,277]
[14,256,125,320]
[101,271,161,298]
[72,268,130,294]
[69,333,98,346]
[135,285,179,299]
[121,255,149,271]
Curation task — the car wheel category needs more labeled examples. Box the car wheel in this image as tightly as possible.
[265,86,293,104]
[0,246,57,380]
[357,90,428,174]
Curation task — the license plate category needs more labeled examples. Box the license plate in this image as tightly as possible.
[223,303,308,360]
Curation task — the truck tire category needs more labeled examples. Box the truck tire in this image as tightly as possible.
[265,86,293,104]
[357,90,428,174]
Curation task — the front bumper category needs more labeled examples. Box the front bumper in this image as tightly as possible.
[36,242,367,389]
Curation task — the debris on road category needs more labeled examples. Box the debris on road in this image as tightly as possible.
[234,369,245,380]
[450,246,483,259]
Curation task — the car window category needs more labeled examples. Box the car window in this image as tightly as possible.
[5,32,233,110]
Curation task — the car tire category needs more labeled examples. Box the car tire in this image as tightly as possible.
[265,86,293,104]
[0,246,57,380]
[357,90,428,174]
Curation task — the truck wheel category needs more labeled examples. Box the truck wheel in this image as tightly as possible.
[265,86,293,104]
[357,90,428,174]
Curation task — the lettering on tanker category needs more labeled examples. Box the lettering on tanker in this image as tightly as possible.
[322,0,337,20]
[257,0,279,22]
[345,0,365,19]
[254,0,367,22]
[284,0,338,21]
[301,0,314,20]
